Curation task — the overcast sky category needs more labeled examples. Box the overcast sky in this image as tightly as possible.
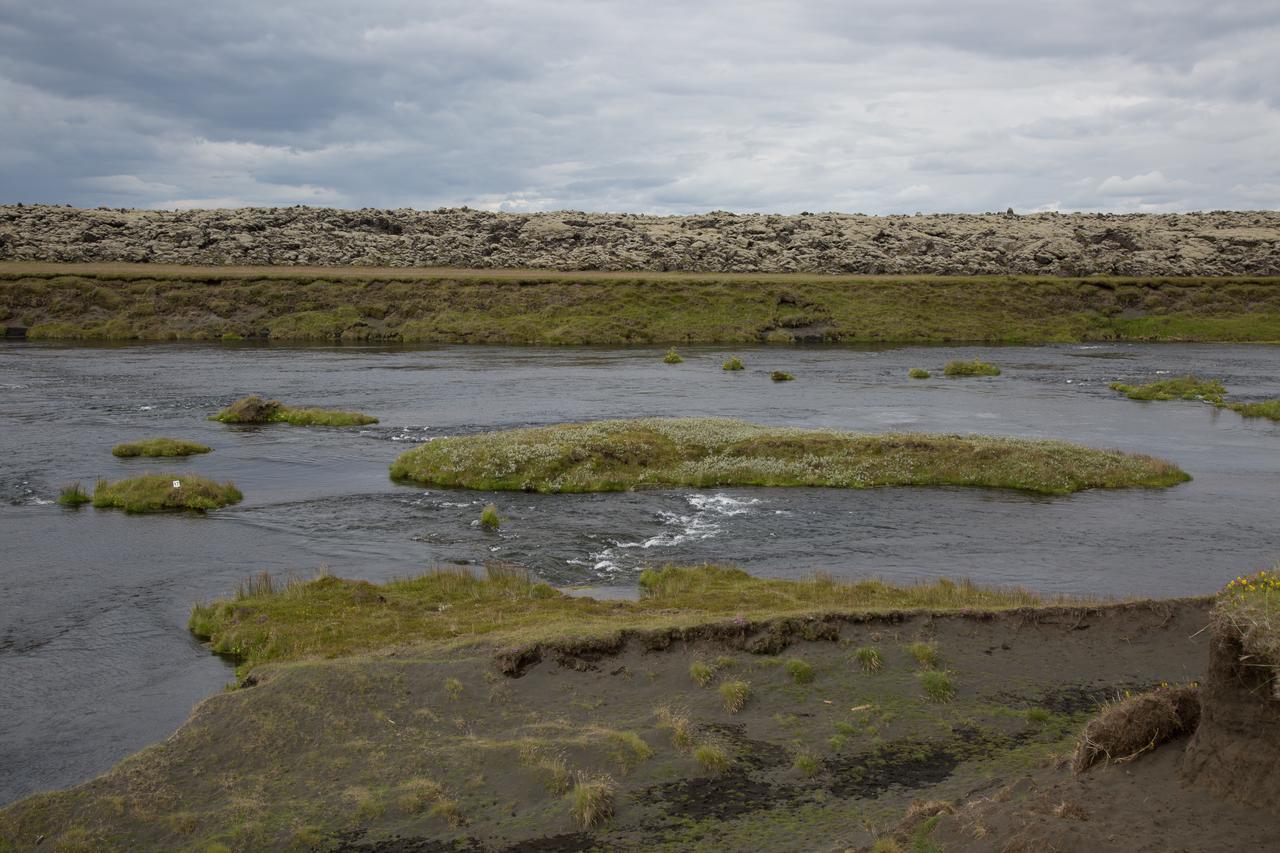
[1,0,1278,214]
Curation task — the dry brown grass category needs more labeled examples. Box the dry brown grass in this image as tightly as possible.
[1071,684,1200,772]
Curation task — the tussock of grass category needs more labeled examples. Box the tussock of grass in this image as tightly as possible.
[793,751,820,777]
[663,347,683,364]
[656,706,695,751]
[853,646,883,672]
[1109,375,1226,405]
[111,437,211,458]
[770,370,794,382]
[719,680,751,713]
[211,395,377,426]
[919,670,956,703]
[188,563,1084,676]
[1217,569,1280,694]
[785,658,815,684]
[694,744,730,773]
[389,417,1189,496]
[906,641,940,669]
[908,368,930,379]
[568,774,615,828]
[396,778,445,815]
[92,473,242,513]
[1071,684,1200,771]
[944,359,1001,377]
[722,356,744,371]
[57,481,90,507]
[480,503,501,530]
[605,731,654,772]
[689,660,716,687]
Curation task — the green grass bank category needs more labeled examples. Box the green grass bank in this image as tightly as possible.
[3,263,1280,344]
[388,417,1189,495]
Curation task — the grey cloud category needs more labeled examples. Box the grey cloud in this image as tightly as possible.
[0,0,1277,213]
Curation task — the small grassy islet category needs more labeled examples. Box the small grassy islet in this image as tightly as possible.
[388,417,1189,496]
[908,368,930,379]
[112,437,211,458]
[1110,375,1280,422]
[722,356,745,371]
[57,481,91,507]
[211,395,377,427]
[944,359,1001,377]
[91,473,242,513]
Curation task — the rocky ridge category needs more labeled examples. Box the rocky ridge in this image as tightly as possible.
[2,205,1278,275]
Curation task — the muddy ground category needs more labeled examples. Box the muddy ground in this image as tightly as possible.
[0,600,1239,852]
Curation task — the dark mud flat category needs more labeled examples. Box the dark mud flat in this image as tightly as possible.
[0,600,1213,851]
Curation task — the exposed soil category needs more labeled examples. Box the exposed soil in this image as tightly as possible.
[0,601,1215,851]
[2,206,1278,276]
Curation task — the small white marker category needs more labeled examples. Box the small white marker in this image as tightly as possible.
[172,480,182,489]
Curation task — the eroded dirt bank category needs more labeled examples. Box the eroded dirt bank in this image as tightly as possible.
[2,206,1278,276]
[0,601,1214,851]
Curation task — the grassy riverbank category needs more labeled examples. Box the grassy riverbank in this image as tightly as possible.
[1,563,1216,852]
[388,417,1189,495]
[3,263,1280,344]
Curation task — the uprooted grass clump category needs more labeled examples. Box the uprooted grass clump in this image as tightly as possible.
[112,437,211,458]
[92,473,242,513]
[944,359,1001,377]
[188,563,1077,678]
[853,646,884,672]
[389,417,1189,495]
[57,481,91,507]
[210,395,377,426]
[1109,375,1226,405]
[1071,684,1201,771]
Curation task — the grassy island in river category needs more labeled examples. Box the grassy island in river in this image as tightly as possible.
[111,437,212,457]
[389,417,1189,495]
[91,473,242,512]
[211,395,377,426]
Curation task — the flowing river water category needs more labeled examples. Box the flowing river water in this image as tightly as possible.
[1,341,1278,803]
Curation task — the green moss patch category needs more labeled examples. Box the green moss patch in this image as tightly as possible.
[112,437,212,458]
[211,395,377,426]
[92,473,242,513]
[389,417,1188,495]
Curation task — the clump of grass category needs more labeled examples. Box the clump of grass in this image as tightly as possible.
[443,677,463,701]
[771,370,794,382]
[111,437,211,458]
[567,773,615,828]
[906,641,939,669]
[517,742,573,794]
[784,658,815,684]
[1217,568,1280,696]
[1025,707,1052,725]
[689,660,716,687]
[605,730,654,772]
[944,359,1001,377]
[57,481,91,507]
[211,395,377,426]
[719,680,751,713]
[793,751,820,777]
[656,705,695,750]
[722,356,744,371]
[908,368,931,379]
[853,646,883,672]
[480,503,501,530]
[694,743,730,773]
[663,347,683,364]
[1071,684,1200,771]
[918,670,955,703]
[91,473,242,513]
[389,417,1189,496]
[1109,375,1226,405]
[396,778,445,814]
